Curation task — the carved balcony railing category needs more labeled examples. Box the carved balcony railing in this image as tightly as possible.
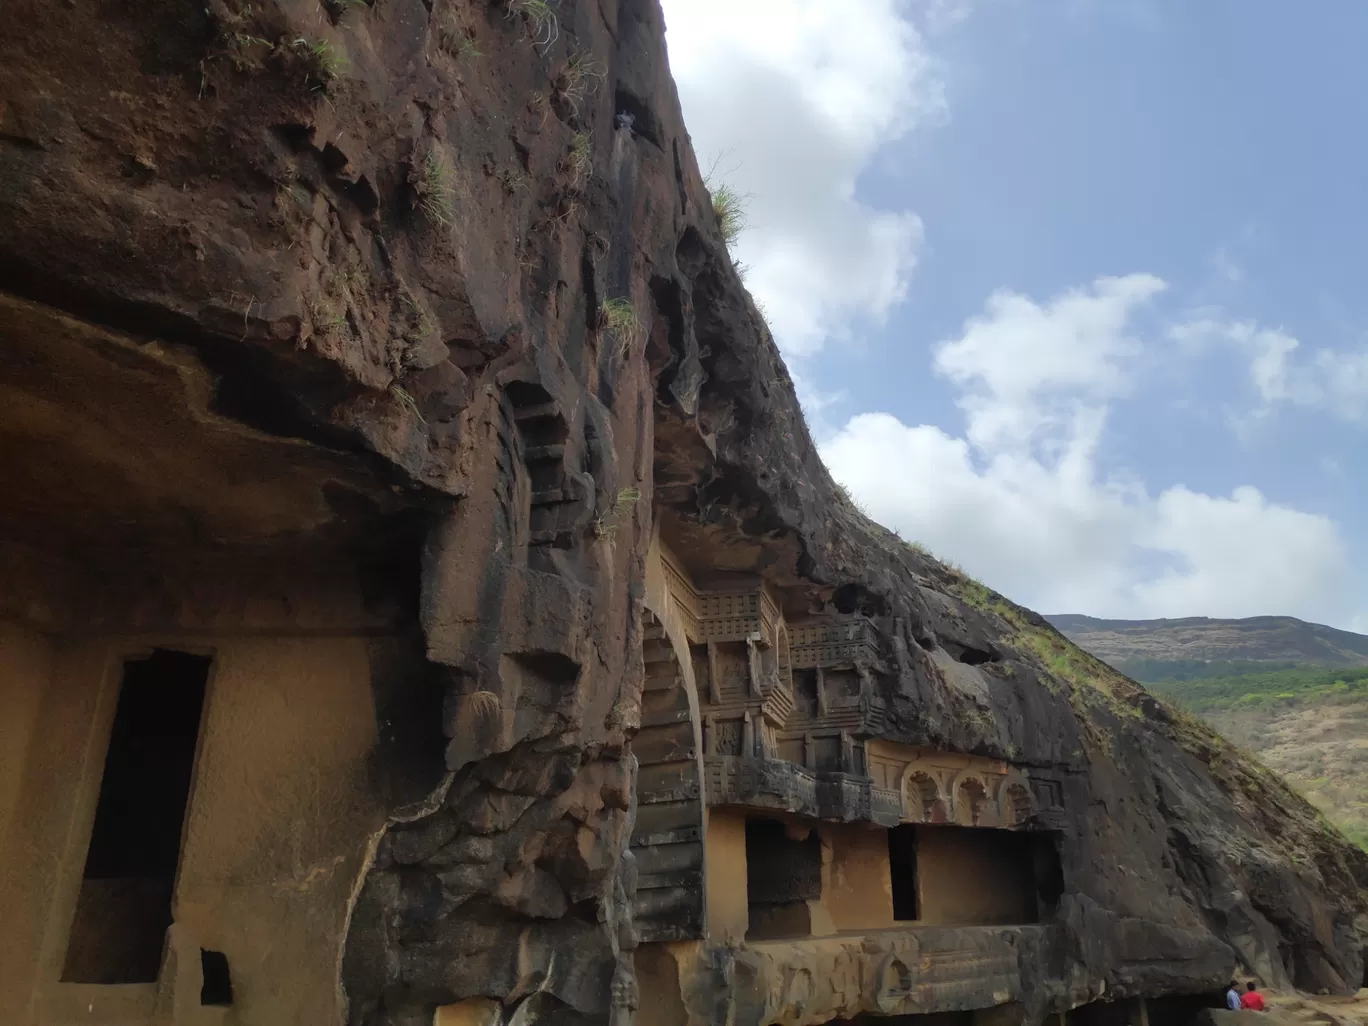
[704,756,905,826]
[788,615,878,669]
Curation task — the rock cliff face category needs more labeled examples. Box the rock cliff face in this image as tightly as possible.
[2,2,1366,1026]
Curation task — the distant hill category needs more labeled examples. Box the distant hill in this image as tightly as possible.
[1047,613,1368,681]
[1051,613,1368,851]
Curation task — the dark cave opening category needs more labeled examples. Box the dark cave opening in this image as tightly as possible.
[744,817,823,940]
[888,823,919,921]
[62,650,209,984]
[200,949,233,1006]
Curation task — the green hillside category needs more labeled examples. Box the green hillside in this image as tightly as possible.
[1146,664,1368,712]
[1050,614,1368,852]
[1146,666,1368,850]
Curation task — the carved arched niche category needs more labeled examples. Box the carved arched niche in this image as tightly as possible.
[952,773,991,827]
[901,768,949,824]
[999,775,1035,828]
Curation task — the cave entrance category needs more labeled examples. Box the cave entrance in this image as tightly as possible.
[745,817,823,940]
[61,650,210,984]
[910,825,1062,926]
[1065,993,1224,1026]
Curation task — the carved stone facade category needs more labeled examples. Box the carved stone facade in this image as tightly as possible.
[632,539,1073,1026]
[7,0,1366,1021]
[649,545,1063,834]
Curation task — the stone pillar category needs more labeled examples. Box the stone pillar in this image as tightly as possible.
[746,637,763,698]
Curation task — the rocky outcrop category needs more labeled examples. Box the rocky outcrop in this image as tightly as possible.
[2,1,1366,1025]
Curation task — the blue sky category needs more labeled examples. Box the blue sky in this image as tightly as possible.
[660,0,1368,631]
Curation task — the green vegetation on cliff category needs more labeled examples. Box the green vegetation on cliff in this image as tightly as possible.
[1147,664,1368,711]
[1048,614,1368,851]
[1148,666,1368,851]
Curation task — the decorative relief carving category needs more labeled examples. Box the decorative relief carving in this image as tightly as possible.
[872,743,1049,830]
[874,951,918,1013]
[685,926,1030,1026]
[905,771,948,824]
[1001,782,1034,827]
[953,773,991,827]
[711,717,744,757]
[658,542,1061,832]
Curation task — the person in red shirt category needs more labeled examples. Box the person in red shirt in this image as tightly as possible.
[1240,982,1267,1011]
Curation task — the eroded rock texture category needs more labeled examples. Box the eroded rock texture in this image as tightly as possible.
[1,1,1366,1025]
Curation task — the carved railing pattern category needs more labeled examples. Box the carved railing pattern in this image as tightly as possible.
[704,756,903,826]
[788,615,879,669]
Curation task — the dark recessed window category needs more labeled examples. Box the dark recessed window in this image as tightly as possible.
[61,650,209,984]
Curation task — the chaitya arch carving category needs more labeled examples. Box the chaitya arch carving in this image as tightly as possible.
[901,768,948,823]
[999,773,1035,827]
[871,742,1054,831]
[952,772,991,827]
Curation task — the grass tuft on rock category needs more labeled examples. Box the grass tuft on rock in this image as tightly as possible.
[417,150,456,227]
[505,0,558,51]
[600,298,640,357]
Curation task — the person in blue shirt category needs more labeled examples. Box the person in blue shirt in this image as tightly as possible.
[1227,982,1243,1011]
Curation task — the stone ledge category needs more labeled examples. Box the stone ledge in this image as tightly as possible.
[671,924,1041,1026]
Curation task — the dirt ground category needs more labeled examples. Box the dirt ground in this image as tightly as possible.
[1265,989,1368,1026]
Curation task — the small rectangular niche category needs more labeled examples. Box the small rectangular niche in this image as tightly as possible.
[200,949,233,1006]
[61,650,210,984]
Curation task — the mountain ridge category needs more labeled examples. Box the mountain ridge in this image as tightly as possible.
[1053,612,1368,852]
[1047,612,1368,671]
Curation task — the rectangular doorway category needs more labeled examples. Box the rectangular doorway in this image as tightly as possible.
[887,824,919,921]
[61,650,210,983]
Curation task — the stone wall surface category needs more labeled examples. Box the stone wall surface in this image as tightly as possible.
[2,0,1367,1024]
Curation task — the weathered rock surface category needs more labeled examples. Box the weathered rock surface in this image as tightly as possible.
[2,1,1366,1025]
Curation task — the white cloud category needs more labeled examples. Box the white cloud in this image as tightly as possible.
[660,0,941,357]
[1134,486,1343,616]
[822,278,1351,622]
[656,3,1357,626]
[1172,316,1368,422]
[934,274,1165,452]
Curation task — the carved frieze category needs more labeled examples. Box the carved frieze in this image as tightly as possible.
[684,924,1037,1026]
[867,741,1051,829]
[787,615,879,669]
